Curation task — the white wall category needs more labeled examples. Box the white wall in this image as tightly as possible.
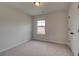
[68,2,79,56]
[46,11,68,44]
[0,5,32,52]
[32,11,68,44]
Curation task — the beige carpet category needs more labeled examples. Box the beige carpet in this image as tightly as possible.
[0,40,73,56]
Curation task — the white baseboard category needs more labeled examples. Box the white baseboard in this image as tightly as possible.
[34,39,66,45]
[0,39,30,53]
[33,39,67,45]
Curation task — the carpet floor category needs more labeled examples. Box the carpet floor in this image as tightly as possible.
[0,40,73,56]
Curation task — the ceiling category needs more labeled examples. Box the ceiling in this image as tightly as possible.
[0,2,71,16]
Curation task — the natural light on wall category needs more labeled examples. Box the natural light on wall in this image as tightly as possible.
[37,20,45,35]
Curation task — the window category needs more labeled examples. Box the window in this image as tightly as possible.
[37,20,45,35]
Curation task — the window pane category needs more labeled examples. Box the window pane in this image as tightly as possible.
[41,22,45,26]
[37,20,45,35]
[37,27,45,34]
[37,20,42,26]
[37,20,45,26]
